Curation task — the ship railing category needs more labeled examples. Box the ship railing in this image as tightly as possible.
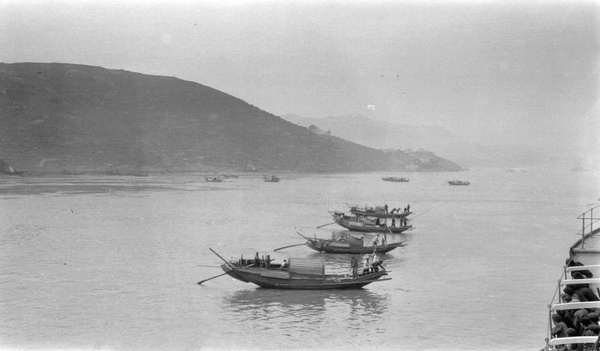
[546,299,600,350]
[546,265,600,350]
[577,204,600,249]
[560,277,600,286]
[548,336,598,347]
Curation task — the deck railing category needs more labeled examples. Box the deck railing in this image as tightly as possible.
[545,205,600,350]
[577,204,600,249]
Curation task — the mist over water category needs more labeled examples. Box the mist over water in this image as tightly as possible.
[0,169,598,350]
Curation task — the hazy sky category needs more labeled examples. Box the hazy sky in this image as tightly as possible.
[2,0,599,152]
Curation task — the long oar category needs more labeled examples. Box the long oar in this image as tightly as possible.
[273,243,306,252]
[197,272,228,285]
[209,247,233,268]
[316,221,336,229]
[296,231,311,240]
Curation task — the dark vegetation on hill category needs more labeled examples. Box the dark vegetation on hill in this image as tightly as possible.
[0,63,462,174]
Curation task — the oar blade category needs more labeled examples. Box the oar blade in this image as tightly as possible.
[197,272,228,285]
[316,221,336,229]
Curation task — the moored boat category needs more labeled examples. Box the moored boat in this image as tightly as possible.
[298,231,406,254]
[263,175,280,182]
[209,248,390,290]
[348,204,412,218]
[205,176,223,182]
[448,180,470,185]
[382,176,409,182]
[331,211,413,234]
[544,205,600,350]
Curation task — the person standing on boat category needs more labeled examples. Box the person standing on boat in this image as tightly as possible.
[371,253,383,272]
[363,257,371,275]
[384,204,388,213]
[351,256,359,279]
[254,252,261,267]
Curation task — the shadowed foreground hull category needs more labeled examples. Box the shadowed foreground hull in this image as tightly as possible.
[221,264,389,290]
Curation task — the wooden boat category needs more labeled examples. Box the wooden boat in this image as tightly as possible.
[298,231,406,254]
[382,177,409,182]
[215,250,390,290]
[348,205,412,218]
[331,212,412,233]
[543,205,600,350]
[448,180,470,185]
[263,175,280,182]
[205,176,223,182]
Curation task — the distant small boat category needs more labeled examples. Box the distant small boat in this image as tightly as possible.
[382,177,409,182]
[448,180,470,186]
[205,176,223,182]
[212,249,390,290]
[263,175,280,182]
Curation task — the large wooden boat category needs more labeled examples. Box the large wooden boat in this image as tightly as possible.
[382,176,409,182]
[215,250,390,290]
[448,180,470,186]
[263,175,280,182]
[298,231,406,254]
[348,205,412,219]
[331,212,412,233]
[544,205,600,350]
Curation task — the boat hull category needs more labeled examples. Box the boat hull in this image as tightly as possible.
[349,209,412,219]
[334,217,412,233]
[221,264,389,289]
[306,240,405,254]
[382,177,409,182]
[205,177,223,182]
[448,181,469,185]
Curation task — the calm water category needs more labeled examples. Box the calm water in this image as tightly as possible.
[0,169,598,351]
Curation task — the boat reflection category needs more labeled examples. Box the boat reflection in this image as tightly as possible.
[223,288,390,327]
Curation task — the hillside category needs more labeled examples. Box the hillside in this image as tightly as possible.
[281,114,570,169]
[0,63,462,174]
